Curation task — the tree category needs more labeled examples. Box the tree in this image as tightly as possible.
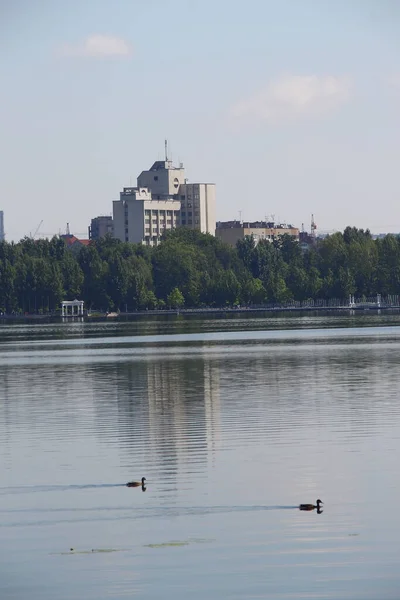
[236,236,256,271]
[78,245,108,309]
[167,287,185,308]
[61,253,84,299]
[208,269,241,306]
[240,276,266,305]
[144,290,158,310]
[152,240,201,305]
[106,253,130,310]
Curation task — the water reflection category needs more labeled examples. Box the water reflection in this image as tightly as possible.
[110,358,221,484]
[1,320,400,599]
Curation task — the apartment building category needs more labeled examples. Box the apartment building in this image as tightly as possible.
[113,151,216,245]
[216,220,300,246]
[88,215,113,240]
[113,186,180,245]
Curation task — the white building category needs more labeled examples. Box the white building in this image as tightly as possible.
[0,211,4,241]
[178,183,216,234]
[113,186,180,245]
[113,151,216,245]
[137,159,185,199]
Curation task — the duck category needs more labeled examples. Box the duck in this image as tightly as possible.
[299,499,323,511]
[126,477,146,488]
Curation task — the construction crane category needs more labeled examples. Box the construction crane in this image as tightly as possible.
[30,220,43,239]
[311,214,317,237]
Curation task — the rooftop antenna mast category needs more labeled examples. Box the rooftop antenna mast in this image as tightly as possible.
[66,222,71,236]
[239,210,242,223]
[165,139,168,162]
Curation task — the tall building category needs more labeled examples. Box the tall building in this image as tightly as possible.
[88,215,113,240]
[178,182,216,233]
[113,187,180,245]
[0,211,4,241]
[113,149,216,245]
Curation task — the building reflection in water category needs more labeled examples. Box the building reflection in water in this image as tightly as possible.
[2,338,397,491]
[109,351,221,485]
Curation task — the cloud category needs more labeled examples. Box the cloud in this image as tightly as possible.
[231,74,351,123]
[61,34,132,58]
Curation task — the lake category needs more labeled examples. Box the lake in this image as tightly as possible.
[1,311,400,599]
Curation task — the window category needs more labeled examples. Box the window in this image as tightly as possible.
[188,211,192,217]
[154,176,158,181]
[181,211,186,216]
[125,228,128,235]
[125,219,128,226]
[188,219,192,225]
[181,219,186,225]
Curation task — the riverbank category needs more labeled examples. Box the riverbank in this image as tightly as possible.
[1,303,399,323]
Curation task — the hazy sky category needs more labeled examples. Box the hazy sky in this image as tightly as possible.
[1,0,399,241]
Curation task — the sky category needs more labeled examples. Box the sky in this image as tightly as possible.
[1,0,399,241]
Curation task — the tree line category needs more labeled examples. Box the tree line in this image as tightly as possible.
[0,227,398,313]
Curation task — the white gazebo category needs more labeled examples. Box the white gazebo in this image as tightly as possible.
[61,299,84,317]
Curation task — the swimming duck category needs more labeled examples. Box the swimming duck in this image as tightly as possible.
[299,499,323,511]
[126,477,146,488]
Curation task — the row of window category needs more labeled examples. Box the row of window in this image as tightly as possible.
[180,211,200,217]
[144,209,176,217]
[125,220,200,241]
[181,220,199,226]
[144,218,177,223]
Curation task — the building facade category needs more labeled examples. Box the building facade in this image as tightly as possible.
[113,187,180,245]
[216,220,300,246]
[0,211,4,241]
[178,183,216,234]
[137,160,186,199]
[88,215,113,240]
[113,157,215,246]
[113,155,216,245]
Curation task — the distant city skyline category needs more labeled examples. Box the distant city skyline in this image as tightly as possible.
[1,0,399,241]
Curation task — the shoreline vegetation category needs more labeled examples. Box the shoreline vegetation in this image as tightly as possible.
[0,227,399,318]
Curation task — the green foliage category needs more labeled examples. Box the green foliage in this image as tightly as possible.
[167,287,185,308]
[0,227,399,313]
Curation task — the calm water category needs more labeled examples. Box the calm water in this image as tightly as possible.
[1,312,400,599]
